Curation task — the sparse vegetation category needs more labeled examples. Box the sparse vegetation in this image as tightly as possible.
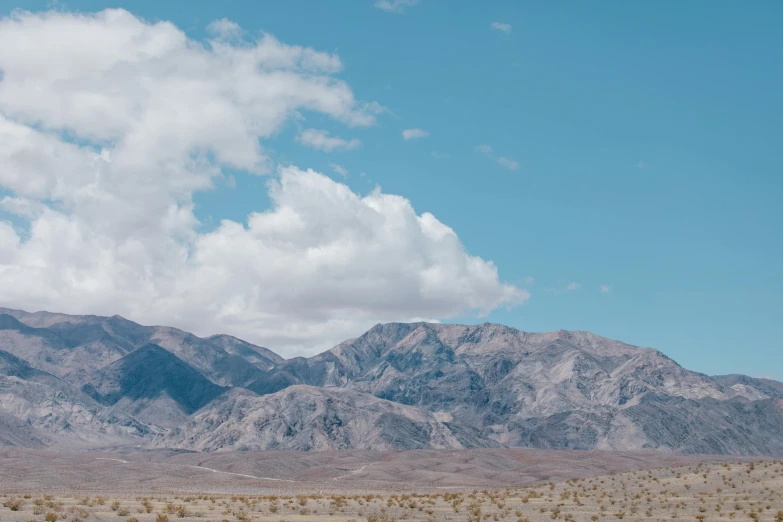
[3,497,24,511]
[1,459,781,522]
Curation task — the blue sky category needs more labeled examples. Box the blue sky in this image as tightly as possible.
[0,1,781,377]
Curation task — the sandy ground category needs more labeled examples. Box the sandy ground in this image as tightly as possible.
[0,447,763,494]
[0,455,781,522]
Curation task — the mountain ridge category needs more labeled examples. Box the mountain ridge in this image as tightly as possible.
[0,307,781,455]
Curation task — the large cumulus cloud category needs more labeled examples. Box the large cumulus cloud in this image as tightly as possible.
[0,9,526,355]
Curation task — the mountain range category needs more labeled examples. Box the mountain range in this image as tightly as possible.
[0,307,781,456]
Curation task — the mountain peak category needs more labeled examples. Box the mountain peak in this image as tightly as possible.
[0,313,31,332]
[81,342,228,415]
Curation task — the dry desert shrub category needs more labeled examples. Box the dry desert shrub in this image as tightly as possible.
[366,510,396,522]
[68,506,90,522]
[3,497,24,511]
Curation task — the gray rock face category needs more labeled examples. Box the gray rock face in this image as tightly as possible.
[0,309,266,387]
[0,348,151,444]
[154,385,495,452]
[713,374,783,400]
[80,344,229,428]
[0,412,49,447]
[206,334,284,370]
[255,322,783,455]
[1,308,782,456]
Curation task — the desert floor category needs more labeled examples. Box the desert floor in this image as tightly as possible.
[0,448,780,522]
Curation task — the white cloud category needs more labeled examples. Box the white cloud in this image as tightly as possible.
[491,22,512,34]
[298,128,361,152]
[476,144,519,170]
[402,128,429,140]
[206,18,243,40]
[375,0,419,14]
[545,282,581,294]
[524,276,535,286]
[0,9,525,355]
[329,163,348,178]
[600,284,611,294]
[637,161,648,169]
[497,157,520,170]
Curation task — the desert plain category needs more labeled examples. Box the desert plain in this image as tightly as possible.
[1,448,781,522]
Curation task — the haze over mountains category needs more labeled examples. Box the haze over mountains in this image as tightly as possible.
[0,307,781,456]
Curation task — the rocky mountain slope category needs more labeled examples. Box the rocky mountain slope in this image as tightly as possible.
[0,307,781,455]
[154,385,494,452]
[0,347,152,446]
[81,344,228,428]
[248,322,783,455]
